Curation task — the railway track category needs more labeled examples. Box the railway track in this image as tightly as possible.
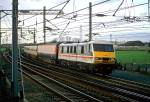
[21,56,150,102]
[4,53,102,102]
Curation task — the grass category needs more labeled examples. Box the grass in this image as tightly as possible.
[0,48,6,52]
[116,51,150,64]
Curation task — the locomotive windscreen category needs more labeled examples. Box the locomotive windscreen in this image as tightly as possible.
[93,44,114,52]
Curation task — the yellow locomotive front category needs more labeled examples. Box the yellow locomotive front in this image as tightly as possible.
[92,43,116,74]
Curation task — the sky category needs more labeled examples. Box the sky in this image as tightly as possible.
[0,0,150,44]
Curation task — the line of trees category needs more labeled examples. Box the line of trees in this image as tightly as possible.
[120,41,150,46]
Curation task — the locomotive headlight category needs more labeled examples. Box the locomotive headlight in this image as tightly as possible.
[95,57,102,60]
[95,57,98,60]
[111,58,115,61]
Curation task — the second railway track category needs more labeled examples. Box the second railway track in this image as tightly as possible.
[5,53,102,102]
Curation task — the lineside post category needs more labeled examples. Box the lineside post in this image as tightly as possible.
[43,6,46,43]
[0,11,2,73]
[89,2,92,41]
[12,0,19,101]
[34,27,36,44]
[148,0,150,22]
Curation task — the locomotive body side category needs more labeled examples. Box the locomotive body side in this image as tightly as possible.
[58,42,94,64]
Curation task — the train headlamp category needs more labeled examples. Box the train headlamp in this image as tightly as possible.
[95,57,102,60]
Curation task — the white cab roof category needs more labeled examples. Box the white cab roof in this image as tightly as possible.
[60,40,112,46]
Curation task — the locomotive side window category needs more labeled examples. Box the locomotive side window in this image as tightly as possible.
[61,46,64,53]
[88,44,91,52]
[87,44,92,56]
[70,46,73,53]
[74,46,76,53]
[81,46,84,54]
[85,45,88,55]
[67,46,69,53]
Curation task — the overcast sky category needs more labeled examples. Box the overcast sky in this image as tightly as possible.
[0,0,150,43]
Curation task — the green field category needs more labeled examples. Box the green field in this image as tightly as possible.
[116,51,150,64]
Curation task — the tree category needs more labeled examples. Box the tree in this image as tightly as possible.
[122,41,144,46]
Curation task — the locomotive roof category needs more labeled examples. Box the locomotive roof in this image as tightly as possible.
[60,40,113,46]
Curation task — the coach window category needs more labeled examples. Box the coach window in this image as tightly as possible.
[88,44,91,52]
[81,46,84,54]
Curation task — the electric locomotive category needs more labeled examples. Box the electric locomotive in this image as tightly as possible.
[58,41,116,74]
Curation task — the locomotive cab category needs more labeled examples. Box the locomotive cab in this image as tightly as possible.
[91,42,116,74]
[93,43,116,64]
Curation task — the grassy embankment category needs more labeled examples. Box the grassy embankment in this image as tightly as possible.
[116,51,150,64]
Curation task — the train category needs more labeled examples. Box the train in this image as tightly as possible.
[23,41,116,75]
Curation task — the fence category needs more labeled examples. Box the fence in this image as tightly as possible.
[117,63,150,74]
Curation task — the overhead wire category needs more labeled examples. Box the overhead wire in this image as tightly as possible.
[23,1,148,30]
[58,21,70,41]
[19,0,70,23]
[96,2,147,16]
[23,0,111,28]
[113,0,125,16]
[19,0,149,42]
[99,34,150,39]
[44,2,148,29]
[55,0,111,19]
[55,0,70,18]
